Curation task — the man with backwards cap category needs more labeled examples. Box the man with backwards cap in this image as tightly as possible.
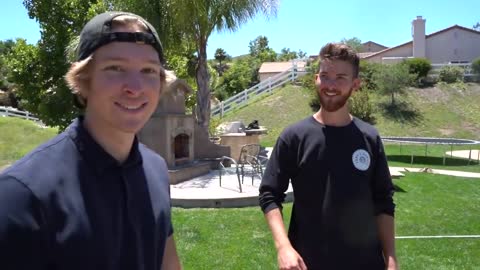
[0,12,182,269]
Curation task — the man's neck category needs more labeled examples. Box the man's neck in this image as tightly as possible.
[313,107,352,127]
[82,117,135,164]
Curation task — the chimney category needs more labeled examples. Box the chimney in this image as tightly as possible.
[412,16,426,58]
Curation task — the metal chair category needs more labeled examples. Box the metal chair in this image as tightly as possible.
[219,144,268,192]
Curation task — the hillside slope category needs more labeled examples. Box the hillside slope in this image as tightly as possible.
[220,83,480,146]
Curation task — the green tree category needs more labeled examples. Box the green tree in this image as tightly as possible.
[373,63,414,105]
[0,39,15,55]
[297,49,307,59]
[214,48,230,76]
[216,56,260,97]
[248,35,277,62]
[278,47,298,61]
[214,48,227,66]
[7,0,109,129]
[0,39,16,91]
[5,39,42,110]
[114,0,278,132]
[341,37,363,52]
[249,35,270,57]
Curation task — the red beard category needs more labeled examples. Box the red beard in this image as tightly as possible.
[316,88,353,112]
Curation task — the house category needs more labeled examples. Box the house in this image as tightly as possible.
[362,16,480,64]
[358,41,388,58]
[258,60,307,82]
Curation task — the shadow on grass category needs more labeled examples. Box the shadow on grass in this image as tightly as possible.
[387,155,479,167]
[379,101,423,124]
[393,184,407,193]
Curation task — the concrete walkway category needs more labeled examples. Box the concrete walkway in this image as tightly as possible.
[391,166,480,179]
[446,149,480,162]
[170,168,294,208]
[171,165,480,208]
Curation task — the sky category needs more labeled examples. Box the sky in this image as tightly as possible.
[1,0,479,59]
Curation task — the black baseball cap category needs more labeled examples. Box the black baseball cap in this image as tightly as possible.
[76,11,165,64]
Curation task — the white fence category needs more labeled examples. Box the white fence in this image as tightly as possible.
[0,106,40,122]
[211,61,308,117]
[430,63,475,77]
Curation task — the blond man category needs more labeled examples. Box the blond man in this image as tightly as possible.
[0,12,181,269]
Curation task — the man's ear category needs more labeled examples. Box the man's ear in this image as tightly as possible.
[352,78,361,92]
[314,74,320,87]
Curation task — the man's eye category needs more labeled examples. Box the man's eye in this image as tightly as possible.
[142,68,159,74]
[104,66,123,72]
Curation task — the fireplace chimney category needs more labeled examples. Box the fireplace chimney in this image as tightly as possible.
[412,16,426,58]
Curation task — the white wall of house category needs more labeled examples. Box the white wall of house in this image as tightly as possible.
[259,72,279,82]
[426,28,480,63]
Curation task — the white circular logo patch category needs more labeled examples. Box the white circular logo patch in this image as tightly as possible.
[352,149,371,171]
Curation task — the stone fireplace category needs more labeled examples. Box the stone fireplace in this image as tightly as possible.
[138,79,229,184]
[174,133,189,165]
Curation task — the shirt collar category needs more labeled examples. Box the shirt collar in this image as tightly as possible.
[67,117,142,175]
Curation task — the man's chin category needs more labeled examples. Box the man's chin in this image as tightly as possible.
[319,100,347,112]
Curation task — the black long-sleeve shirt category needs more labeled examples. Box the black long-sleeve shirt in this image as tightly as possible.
[260,116,395,269]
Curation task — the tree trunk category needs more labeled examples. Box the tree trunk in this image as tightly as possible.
[391,92,395,105]
[195,38,211,132]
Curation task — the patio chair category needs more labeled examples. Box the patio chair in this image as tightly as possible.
[219,144,268,192]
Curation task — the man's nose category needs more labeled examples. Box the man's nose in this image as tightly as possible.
[321,77,336,88]
[122,72,143,95]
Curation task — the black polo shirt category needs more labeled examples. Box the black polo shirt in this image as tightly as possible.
[0,118,173,270]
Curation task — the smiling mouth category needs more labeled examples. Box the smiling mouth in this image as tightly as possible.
[324,91,338,97]
[116,102,147,111]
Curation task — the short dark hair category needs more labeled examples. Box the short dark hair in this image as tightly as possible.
[318,43,360,78]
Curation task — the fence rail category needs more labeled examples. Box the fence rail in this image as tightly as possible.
[211,60,308,117]
[0,106,40,122]
[430,63,475,77]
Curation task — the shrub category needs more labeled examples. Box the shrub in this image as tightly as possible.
[359,61,381,90]
[438,66,464,83]
[309,93,320,112]
[213,85,228,101]
[208,116,222,137]
[349,89,375,124]
[472,57,480,75]
[403,58,432,80]
[298,73,316,90]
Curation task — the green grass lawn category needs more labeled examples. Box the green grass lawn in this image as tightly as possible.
[384,144,480,173]
[394,173,480,270]
[0,117,58,168]
[173,173,480,269]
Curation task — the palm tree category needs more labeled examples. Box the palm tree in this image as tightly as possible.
[214,48,227,66]
[112,0,278,132]
[172,0,278,131]
[214,48,228,76]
